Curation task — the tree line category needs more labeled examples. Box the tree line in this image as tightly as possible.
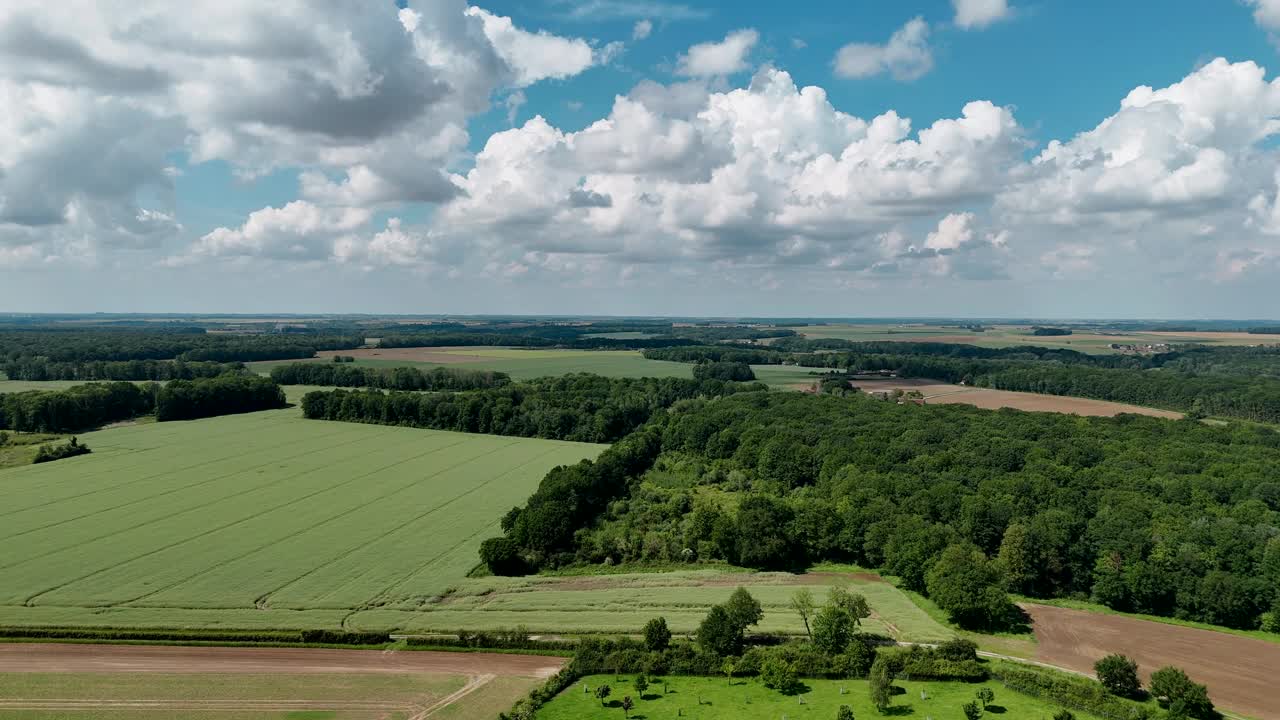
[301,374,766,445]
[487,390,1280,632]
[2,358,242,382]
[0,329,361,364]
[0,375,287,432]
[269,363,510,391]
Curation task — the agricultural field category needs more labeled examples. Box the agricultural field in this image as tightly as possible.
[250,347,694,380]
[537,674,1103,720]
[799,323,1280,353]
[853,378,1183,419]
[0,644,561,719]
[0,405,604,630]
[354,569,955,642]
[1027,604,1279,720]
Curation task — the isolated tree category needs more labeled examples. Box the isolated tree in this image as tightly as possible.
[595,684,612,707]
[791,588,816,638]
[697,605,740,656]
[868,659,893,713]
[827,586,871,626]
[621,696,634,718]
[725,587,764,631]
[976,687,995,709]
[634,675,649,697]
[1149,667,1215,719]
[962,700,983,720]
[722,657,737,685]
[760,656,800,694]
[812,604,854,655]
[836,705,855,720]
[643,616,672,651]
[1094,654,1141,697]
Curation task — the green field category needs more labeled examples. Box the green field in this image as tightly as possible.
[355,570,954,642]
[0,671,537,719]
[0,406,604,630]
[250,349,694,381]
[798,323,1280,353]
[536,674,1102,720]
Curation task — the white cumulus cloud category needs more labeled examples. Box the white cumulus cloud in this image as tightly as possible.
[677,29,759,77]
[952,0,1011,30]
[834,18,933,81]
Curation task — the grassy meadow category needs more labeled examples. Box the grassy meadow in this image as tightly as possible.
[250,348,695,381]
[537,674,1103,720]
[0,405,604,630]
[355,570,954,642]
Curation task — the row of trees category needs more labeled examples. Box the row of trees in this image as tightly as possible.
[0,329,361,364]
[154,374,287,421]
[2,359,241,382]
[0,375,288,431]
[487,390,1280,631]
[302,374,765,445]
[269,363,510,391]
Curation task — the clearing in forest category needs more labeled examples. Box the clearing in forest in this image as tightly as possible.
[853,378,1183,419]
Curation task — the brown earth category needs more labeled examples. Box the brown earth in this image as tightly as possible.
[854,378,1183,419]
[0,643,564,678]
[316,347,495,364]
[1026,604,1280,720]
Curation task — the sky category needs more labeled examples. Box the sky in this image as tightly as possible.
[2,0,1280,318]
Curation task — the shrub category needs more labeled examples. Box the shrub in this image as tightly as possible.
[759,656,801,694]
[991,663,1158,720]
[32,437,91,464]
[937,637,979,662]
[1149,667,1215,719]
[1094,654,1142,698]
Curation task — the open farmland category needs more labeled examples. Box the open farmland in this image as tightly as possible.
[0,406,603,630]
[1028,604,1280,720]
[250,347,694,380]
[0,644,561,719]
[854,378,1183,418]
[799,323,1280,353]
[353,569,954,642]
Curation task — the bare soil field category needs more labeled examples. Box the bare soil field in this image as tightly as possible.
[0,643,563,678]
[1026,604,1279,719]
[855,378,1182,419]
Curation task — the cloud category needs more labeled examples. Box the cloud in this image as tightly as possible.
[554,0,709,21]
[677,29,759,77]
[1248,0,1280,31]
[191,201,372,261]
[466,7,602,87]
[952,0,1012,30]
[633,19,653,40]
[834,18,933,81]
[504,90,528,125]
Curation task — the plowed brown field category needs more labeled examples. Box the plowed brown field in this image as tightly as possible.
[1026,604,1280,719]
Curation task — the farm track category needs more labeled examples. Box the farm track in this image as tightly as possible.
[1027,604,1279,720]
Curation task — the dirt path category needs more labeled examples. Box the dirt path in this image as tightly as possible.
[408,674,495,720]
[1025,604,1280,720]
[0,643,564,678]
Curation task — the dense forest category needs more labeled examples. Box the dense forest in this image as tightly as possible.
[301,374,766,443]
[2,358,242,381]
[0,330,361,364]
[0,375,287,431]
[155,374,287,421]
[488,391,1280,631]
[269,363,510,391]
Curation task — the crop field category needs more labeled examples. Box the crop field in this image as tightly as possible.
[537,674,1104,720]
[799,323,1280,353]
[0,406,604,630]
[250,347,694,380]
[0,644,561,719]
[354,570,954,642]
[854,378,1183,419]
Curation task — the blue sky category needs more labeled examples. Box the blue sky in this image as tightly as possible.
[1,0,1280,318]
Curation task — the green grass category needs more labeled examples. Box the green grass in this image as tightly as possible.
[250,349,694,381]
[0,433,67,470]
[0,671,491,719]
[536,674,1103,720]
[356,569,954,642]
[0,405,603,630]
